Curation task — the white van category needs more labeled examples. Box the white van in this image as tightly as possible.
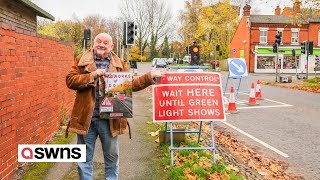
[182,56,191,63]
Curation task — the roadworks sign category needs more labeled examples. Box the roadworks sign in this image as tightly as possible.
[100,96,112,107]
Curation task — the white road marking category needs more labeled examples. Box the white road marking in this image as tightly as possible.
[222,121,290,158]
[237,104,293,109]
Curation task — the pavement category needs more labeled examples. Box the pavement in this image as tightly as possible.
[45,88,162,180]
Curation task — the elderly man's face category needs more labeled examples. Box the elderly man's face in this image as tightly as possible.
[93,33,114,59]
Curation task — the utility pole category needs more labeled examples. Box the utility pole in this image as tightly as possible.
[275,43,279,82]
[306,41,309,79]
[275,32,282,82]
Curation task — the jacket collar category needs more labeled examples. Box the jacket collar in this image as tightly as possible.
[78,49,123,70]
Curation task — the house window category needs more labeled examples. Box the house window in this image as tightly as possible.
[260,30,268,44]
[291,28,299,44]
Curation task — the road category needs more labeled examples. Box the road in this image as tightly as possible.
[136,62,320,180]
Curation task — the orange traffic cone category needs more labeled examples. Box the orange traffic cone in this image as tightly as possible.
[247,83,259,106]
[255,80,264,100]
[227,86,238,113]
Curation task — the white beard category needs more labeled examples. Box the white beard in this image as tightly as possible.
[96,49,106,56]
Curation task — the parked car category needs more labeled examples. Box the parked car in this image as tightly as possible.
[183,56,191,63]
[152,58,160,67]
[166,58,174,64]
[155,58,167,68]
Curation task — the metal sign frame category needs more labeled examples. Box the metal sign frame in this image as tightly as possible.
[157,66,222,165]
[224,58,250,97]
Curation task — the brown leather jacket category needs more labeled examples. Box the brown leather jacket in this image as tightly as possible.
[66,49,154,137]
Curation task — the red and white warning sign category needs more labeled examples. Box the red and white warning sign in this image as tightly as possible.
[153,72,226,122]
[100,96,112,106]
[100,96,113,112]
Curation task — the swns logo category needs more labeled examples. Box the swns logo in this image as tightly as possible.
[18,145,86,162]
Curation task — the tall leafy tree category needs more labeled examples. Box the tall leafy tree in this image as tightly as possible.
[195,0,239,60]
[161,36,170,58]
[179,0,203,46]
[120,0,173,60]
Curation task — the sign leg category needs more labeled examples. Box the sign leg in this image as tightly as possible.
[170,122,174,166]
[164,122,168,144]
[224,73,230,96]
[210,121,216,163]
[197,121,203,143]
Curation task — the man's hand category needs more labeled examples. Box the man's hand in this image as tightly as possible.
[92,69,106,79]
[151,66,167,79]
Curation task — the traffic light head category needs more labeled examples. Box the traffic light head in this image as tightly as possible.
[301,41,306,54]
[308,41,313,55]
[275,32,282,45]
[126,22,135,45]
[292,49,296,57]
[215,45,220,51]
[190,45,200,65]
[191,46,199,54]
[84,28,91,40]
[272,44,277,53]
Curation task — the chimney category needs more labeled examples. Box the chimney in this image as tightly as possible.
[243,4,251,16]
[293,1,301,14]
[275,6,281,16]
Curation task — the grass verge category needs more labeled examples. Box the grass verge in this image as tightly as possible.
[144,120,243,180]
[21,131,75,180]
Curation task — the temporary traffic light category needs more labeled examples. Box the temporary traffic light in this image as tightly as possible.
[84,28,91,40]
[123,22,136,45]
[275,32,282,45]
[272,44,277,53]
[190,45,200,65]
[308,41,313,55]
[301,41,306,54]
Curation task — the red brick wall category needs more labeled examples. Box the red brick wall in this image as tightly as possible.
[0,23,75,179]
[230,17,252,71]
[308,23,320,46]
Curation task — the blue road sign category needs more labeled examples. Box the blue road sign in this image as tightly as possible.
[227,58,248,77]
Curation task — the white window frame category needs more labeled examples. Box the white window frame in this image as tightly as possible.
[291,28,299,45]
[259,27,269,44]
[277,28,284,44]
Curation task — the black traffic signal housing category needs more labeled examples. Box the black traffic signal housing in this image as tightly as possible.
[215,45,220,51]
[190,45,200,65]
[308,41,313,55]
[292,49,296,57]
[84,28,91,40]
[186,45,191,54]
[272,44,277,53]
[124,22,135,45]
[301,41,306,54]
[275,32,282,45]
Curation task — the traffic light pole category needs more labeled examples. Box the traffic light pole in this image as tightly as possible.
[306,46,309,79]
[275,43,279,82]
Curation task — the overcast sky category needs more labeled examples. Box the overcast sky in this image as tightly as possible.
[32,0,294,22]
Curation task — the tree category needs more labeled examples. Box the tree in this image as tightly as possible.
[129,46,147,61]
[179,0,203,46]
[161,36,170,58]
[170,41,185,60]
[82,15,108,39]
[289,0,320,25]
[195,0,239,61]
[149,33,158,60]
[120,0,173,60]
